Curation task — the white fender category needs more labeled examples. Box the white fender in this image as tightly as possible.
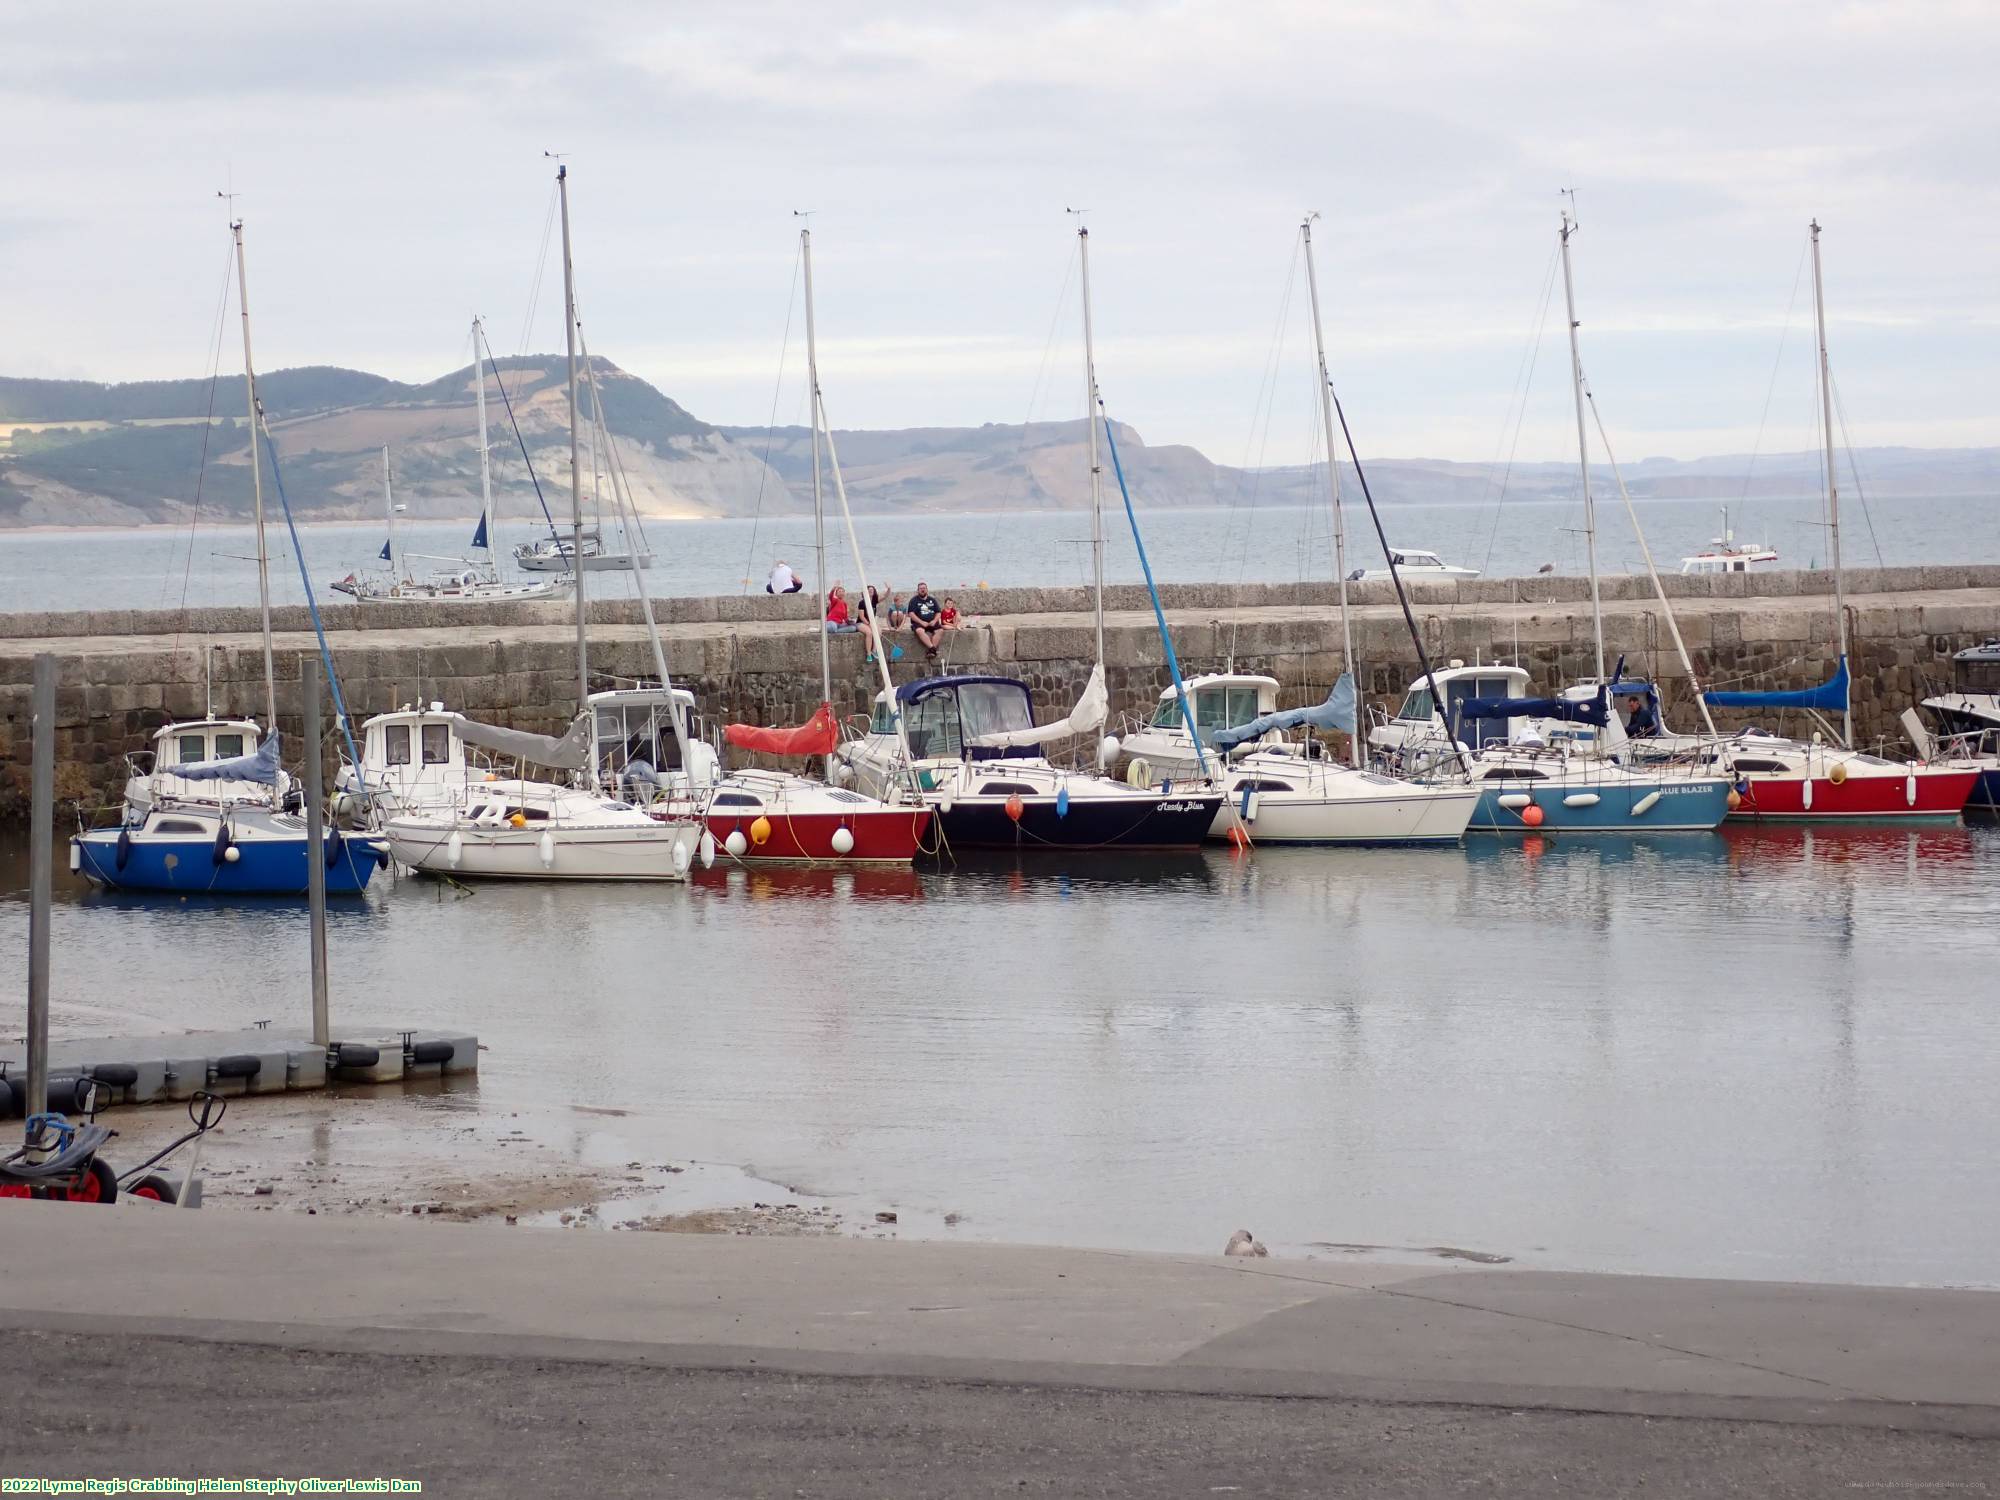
[1563,792,1601,809]
[1630,791,1661,817]
[1496,793,1532,811]
[223,844,242,862]
[671,838,692,875]
[538,830,556,869]
[830,826,855,856]
[1906,772,1917,807]
[724,829,748,858]
[1097,734,1121,770]
[1802,778,1813,811]
[446,831,464,868]
[698,832,716,869]
[68,842,81,873]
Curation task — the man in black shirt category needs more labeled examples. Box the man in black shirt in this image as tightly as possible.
[1624,693,1659,737]
[907,581,943,659]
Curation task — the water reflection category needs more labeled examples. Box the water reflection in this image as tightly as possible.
[2,825,1995,1286]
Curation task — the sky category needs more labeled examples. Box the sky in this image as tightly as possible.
[5,0,1996,466]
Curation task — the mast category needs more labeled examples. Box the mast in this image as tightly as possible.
[1300,214,1360,767]
[380,446,400,581]
[800,224,835,779]
[1809,219,1850,747]
[1077,223,1106,666]
[228,217,278,741]
[473,315,493,566]
[555,162,590,723]
[1559,204,1606,681]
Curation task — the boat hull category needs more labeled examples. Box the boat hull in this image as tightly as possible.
[1967,767,2000,822]
[72,829,384,895]
[1469,777,1732,833]
[1726,767,1979,824]
[700,806,933,865]
[1208,785,1477,845]
[933,791,1221,851]
[383,820,697,880]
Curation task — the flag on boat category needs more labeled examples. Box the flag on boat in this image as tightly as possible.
[724,703,841,757]
[378,539,392,561]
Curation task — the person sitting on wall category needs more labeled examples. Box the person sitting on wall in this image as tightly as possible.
[1624,693,1659,737]
[939,597,962,630]
[766,559,803,594]
[825,584,857,633]
[884,588,908,631]
[907,581,944,660]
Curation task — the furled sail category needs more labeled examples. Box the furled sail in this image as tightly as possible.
[1703,658,1848,713]
[452,714,594,770]
[724,703,841,757]
[1212,675,1356,751]
[175,733,283,785]
[967,663,1108,749]
[1453,693,1610,729]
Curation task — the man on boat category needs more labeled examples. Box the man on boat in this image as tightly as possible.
[1624,694,1659,737]
[908,582,944,660]
[766,560,804,594]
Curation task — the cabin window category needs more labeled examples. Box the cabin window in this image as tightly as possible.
[214,733,245,758]
[903,693,962,761]
[1150,698,1183,728]
[421,724,450,765]
[1482,768,1546,782]
[870,701,899,734]
[1396,689,1434,723]
[1731,759,1788,774]
[711,793,762,808]
[1226,687,1261,726]
[152,818,207,834]
[1959,658,2000,696]
[1196,692,1229,730]
[979,782,1039,797]
[177,734,208,764]
[384,725,412,766]
[957,683,1035,742]
[1238,780,1295,793]
[503,806,549,822]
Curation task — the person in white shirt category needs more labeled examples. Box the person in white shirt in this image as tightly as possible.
[765,560,803,594]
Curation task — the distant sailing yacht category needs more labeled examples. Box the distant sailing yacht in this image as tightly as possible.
[333,319,571,605]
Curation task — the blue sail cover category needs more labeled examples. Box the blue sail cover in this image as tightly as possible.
[378,538,392,561]
[1212,674,1356,750]
[1703,657,1848,712]
[1455,694,1609,727]
[175,732,282,785]
[470,515,488,550]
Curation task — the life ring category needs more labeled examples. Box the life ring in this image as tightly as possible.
[1124,757,1152,789]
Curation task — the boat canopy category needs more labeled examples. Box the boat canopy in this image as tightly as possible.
[175,732,283,785]
[1703,658,1848,713]
[453,714,594,770]
[1454,693,1609,728]
[725,704,840,757]
[1213,674,1356,750]
[968,663,1107,749]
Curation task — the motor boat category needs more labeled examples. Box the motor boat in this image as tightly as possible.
[587,685,934,865]
[1348,548,1478,584]
[840,675,1221,851]
[514,529,653,572]
[1680,507,1778,575]
[73,719,384,894]
[1919,639,2000,820]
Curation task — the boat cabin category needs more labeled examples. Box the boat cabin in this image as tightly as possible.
[868,675,1041,762]
[1380,662,1531,750]
[150,718,263,769]
[588,685,716,785]
[1954,640,2000,699]
[1147,674,1280,743]
[348,705,475,808]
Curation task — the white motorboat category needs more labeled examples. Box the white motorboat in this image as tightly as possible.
[1680,507,1777,575]
[1349,548,1478,583]
[514,529,652,572]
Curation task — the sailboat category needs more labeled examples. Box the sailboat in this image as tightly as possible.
[332,321,572,605]
[837,221,1222,850]
[1695,223,1977,823]
[73,215,386,894]
[512,352,654,573]
[1370,205,1735,835]
[590,226,932,865]
[1114,216,1478,845]
[377,162,702,879]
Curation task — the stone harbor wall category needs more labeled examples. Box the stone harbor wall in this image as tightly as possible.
[2,564,1996,819]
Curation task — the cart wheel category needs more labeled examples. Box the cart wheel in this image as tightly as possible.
[130,1174,178,1204]
[64,1158,118,1205]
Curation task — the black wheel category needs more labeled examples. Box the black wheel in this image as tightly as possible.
[130,1173,178,1204]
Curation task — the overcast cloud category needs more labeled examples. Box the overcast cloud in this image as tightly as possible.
[5,0,1995,464]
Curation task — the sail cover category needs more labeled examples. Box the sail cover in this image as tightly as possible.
[470,515,488,550]
[1704,657,1848,713]
[967,663,1108,749]
[1454,693,1610,728]
[725,703,840,757]
[1212,674,1356,751]
[453,713,593,770]
[176,732,282,785]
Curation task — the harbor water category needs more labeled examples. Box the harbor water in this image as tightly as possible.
[5,824,1996,1288]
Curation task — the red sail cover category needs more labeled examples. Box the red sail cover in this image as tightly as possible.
[724,703,840,757]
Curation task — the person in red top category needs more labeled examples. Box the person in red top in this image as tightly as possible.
[939,597,962,630]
